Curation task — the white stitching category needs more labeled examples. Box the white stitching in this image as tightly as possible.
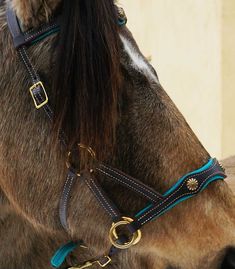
[99,165,162,200]
[22,47,39,80]
[60,173,76,228]
[85,179,115,218]
[19,49,36,82]
[138,161,217,222]
[140,171,223,225]
[97,168,159,203]
[89,177,118,217]
[25,24,57,41]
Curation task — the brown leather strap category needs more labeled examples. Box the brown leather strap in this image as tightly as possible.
[7,7,60,48]
[97,164,163,203]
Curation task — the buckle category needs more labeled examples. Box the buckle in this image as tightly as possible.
[29,81,48,109]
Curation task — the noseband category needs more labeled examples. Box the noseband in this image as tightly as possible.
[6,5,226,269]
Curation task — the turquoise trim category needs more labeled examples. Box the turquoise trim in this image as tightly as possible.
[51,241,78,268]
[135,158,215,218]
[135,173,224,221]
[135,203,152,218]
[152,175,224,221]
[153,195,193,220]
[200,175,224,191]
[163,158,213,197]
[30,27,60,45]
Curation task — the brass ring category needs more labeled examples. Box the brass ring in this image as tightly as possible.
[77,143,96,159]
[109,217,142,249]
[66,143,96,176]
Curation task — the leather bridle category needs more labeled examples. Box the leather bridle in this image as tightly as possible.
[5,4,226,269]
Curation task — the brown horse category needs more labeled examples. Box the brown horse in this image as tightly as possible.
[0,1,235,269]
[223,156,235,193]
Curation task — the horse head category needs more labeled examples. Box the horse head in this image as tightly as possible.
[0,1,235,268]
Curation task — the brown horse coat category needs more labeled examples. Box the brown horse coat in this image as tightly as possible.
[0,1,235,269]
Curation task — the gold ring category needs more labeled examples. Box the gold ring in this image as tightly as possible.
[109,217,142,249]
[66,143,96,176]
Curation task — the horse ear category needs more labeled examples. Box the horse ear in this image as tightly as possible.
[11,0,61,27]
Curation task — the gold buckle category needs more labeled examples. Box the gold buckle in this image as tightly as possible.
[29,81,48,109]
[69,256,111,269]
[109,217,142,249]
[66,143,96,177]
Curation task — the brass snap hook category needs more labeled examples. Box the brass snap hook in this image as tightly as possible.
[68,256,111,269]
[109,217,142,249]
[66,143,96,176]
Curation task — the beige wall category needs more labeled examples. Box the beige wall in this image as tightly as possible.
[222,0,235,158]
[120,0,235,158]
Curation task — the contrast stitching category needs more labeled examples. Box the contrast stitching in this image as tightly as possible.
[25,24,57,41]
[90,178,119,217]
[60,173,76,229]
[19,49,35,82]
[99,165,162,200]
[140,171,223,225]
[138,161,217,221]
[22,47,39,80]
[97,168,158,203]
[85,179,114,218]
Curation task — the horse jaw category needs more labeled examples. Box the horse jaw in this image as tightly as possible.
[8,0,61,27]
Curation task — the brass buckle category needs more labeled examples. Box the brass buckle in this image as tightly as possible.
[29,81,48,109]
[109,217,142,250]
[66,143,96,177]
[69,256,111,269]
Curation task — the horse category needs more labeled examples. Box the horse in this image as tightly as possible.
[223,156,235,193]
[0,1,235,268]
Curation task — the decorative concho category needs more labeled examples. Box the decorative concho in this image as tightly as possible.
[186,178,199,191]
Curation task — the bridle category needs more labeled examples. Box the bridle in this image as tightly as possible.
[5,4,227,269]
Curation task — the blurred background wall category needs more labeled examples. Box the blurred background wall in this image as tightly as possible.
[119,0,235,159]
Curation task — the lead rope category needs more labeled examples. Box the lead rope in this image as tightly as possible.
[6,5,227,269]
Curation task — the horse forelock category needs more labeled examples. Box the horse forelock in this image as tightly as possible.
[9,0,61,28]
[51,0,121,165]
